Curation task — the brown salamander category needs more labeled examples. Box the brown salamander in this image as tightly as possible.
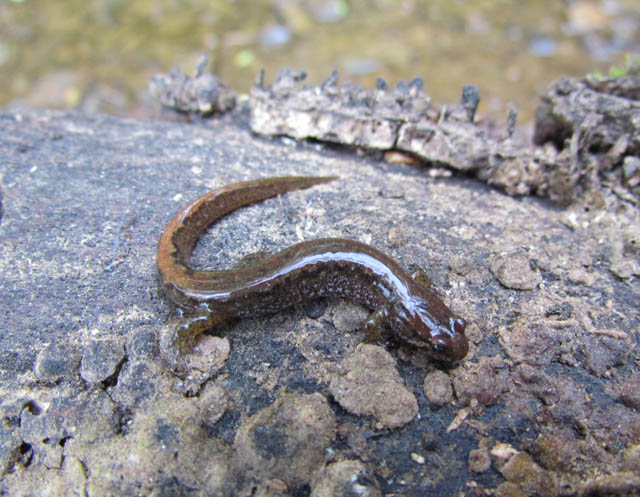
[156,176,468,363]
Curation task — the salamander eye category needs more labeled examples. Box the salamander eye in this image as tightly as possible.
[432,339,447,352]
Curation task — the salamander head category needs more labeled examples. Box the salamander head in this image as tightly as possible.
[391,295,468,363]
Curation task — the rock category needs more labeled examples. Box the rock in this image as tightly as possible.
[490,253,541,290]
[80,337,126,384]
[495,482,527,497]
[19,390,119,469]
[127,325,159,359]
[622,445,640,473]
[71,395,232,497]
[451,356,510,406]
[303,298,327,319]
[197,383,230,426]
[173,335,231,395]
[232,393,336,489]
[310,459,381,497]
[567,268,596,286]
[619,377,640,410]
[577,472,640,497]
[499,452,558,497]
[259,25,292,48]
[610,256,640,279]
[468,446,491,473]
[0,419,22,475]
[499,322,564,367]
[582,337,630,376]
[109,360,161,407]
[34,343,81,384]
[622,156,640,187]
[1,107,639,496]
[423,370,454,406]
[328,344,418,429]
[331,301,368,332]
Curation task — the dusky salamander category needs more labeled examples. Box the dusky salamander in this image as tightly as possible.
[156,176,468,363]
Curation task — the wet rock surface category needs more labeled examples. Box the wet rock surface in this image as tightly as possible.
[0,107,638,496]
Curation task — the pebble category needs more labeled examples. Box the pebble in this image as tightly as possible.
[622,445,640,473]
[127,326,159,358]
[423,370,454,406]
[610,256,640,279]
[304,298,327,319]
[345,59,382,76]
[567,268,596,286]
[109,361,159,407]
[490,253,541,290]
[306,0,348,23]
[528,36,557,57]
[468,446,491,473]
[311,459,381,497]
[80,337,126,384]
[329,344,418,429]
[410,453,425,464]
[34,343,81,383]
[620,379,640,410]
[332,301,368,332]
[622,156,639,184]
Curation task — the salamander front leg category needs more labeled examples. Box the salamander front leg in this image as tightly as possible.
[409,265,445,296]
[362,307,392,345]
[407,265,433,288]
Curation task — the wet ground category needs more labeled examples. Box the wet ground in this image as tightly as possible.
[1,0,638,122]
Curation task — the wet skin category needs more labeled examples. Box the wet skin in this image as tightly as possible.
[156,176,468,363]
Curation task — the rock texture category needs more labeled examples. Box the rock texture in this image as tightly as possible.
[0,108,638,496]
[534,74,640,204]
[149,59,236,116]
[250,69,640,204]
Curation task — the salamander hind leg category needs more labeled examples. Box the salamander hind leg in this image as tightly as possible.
[173,307,228,354]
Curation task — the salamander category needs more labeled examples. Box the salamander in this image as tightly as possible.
[156,176,468,363]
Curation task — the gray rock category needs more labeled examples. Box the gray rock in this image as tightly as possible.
[19,390,118,469]
[109,360,159,407]
[127,325,159,359]
[34,343,81,384]
[80,337,125,384]
[0,420,22,475]
[1,107,638,496]
[232,393,336,489]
